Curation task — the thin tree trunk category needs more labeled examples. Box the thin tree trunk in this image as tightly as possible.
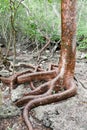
[58,0,77,82]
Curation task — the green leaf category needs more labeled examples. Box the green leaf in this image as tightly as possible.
[48,0,52,3]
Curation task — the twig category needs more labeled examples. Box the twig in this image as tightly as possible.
[74,76,87,90]
[79,81,87,89]
[16,0,30,16]
[37,36,50,61]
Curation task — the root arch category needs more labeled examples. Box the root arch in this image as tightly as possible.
[0,64,77,130]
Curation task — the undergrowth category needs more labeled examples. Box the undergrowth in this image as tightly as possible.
[0,0,87,50]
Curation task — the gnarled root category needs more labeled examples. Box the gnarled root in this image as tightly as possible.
[0,64,77,130]
[16,73,77,130]
[22,78,77,130]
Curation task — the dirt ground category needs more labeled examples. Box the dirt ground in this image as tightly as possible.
[0,46,87,130]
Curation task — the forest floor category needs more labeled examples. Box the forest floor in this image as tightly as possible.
[0,45,87,130]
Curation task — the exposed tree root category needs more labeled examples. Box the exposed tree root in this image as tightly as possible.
[0,69,33,88]
[23,80,76,130]
[0,64,77,130]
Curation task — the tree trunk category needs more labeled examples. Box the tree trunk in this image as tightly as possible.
[58,0,77,87]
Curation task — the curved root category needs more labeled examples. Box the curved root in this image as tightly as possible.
[23,78,77,130]
[0,64,77,130]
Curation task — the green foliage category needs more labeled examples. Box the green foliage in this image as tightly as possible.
[78,37,87,50]
[0,0,9,13]
[0,0,10,30]
[0,0,87,49]
[17,0,61,44]
[77,0,87,50]
[0,0,61,46]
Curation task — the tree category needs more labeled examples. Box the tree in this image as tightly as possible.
[0,0,77,129]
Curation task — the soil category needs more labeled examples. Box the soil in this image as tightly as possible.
[0,45,87,130]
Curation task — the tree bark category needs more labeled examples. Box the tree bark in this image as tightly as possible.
[58,0,77,85]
